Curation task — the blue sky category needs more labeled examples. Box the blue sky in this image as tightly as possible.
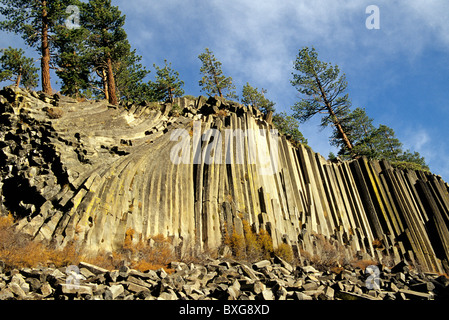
[1,0,449,181]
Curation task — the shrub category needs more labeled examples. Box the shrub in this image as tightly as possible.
[372,238,383,249]
[222,219,275,262]
[299,233,347,269]
[350,259,378,270]
[230,228,246,261]
[216,109,228,119]
[169,104,183,117]
[0,217,176,272]
[274,243,294,263]
[243,220,262,261]
[0,214,83,270]
[258,229,274,259]
[120,230,175,273]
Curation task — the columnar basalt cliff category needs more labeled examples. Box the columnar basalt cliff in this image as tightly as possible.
[1,86,449,274]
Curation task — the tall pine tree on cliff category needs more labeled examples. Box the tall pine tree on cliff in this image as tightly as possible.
[0,0,76,94]
[291,46,353,151]
[150,59,185,103]
[332,108,429,171]
[0,47,39,89]
[53,16,91,97]
[198,48,236,99]
[82,0,128,105]
[241,83,275,115]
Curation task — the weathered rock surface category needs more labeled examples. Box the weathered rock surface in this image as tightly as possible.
[0,258,447,300]
[1,86,449,274]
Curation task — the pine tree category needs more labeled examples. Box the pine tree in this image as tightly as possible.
[291,47,353,151]
[82,0,128,105]
[371,125,403,161]
[198,48,236,99]
[395,150,429,171]
[0,0,74,94]
[53,22,90,97]
[241,82,275,115]
[149,60,185,103]
[0,47,38,89]
[272,111,308,147]
[115,48,151,103]
[333,107,376,159]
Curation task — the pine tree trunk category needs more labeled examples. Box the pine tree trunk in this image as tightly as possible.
[15,73,21,87]
[213,70,223,98]
[41,1,52,95]
[168,87,174,103]
[331,111,353,151]
[315,76,353,151]
[106,57,117,105]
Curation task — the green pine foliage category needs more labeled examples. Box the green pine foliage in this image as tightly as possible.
[198,48,237,99]
[82,0,129,104]
[114,48,151,103]
[333,108,429,171]
[0,0,76,94]
[53,22,91,97]
[291,46,353,151]
[241,82,275,115]
[0,47,38,89]
[149,59,185,103]
[272,112,308,147]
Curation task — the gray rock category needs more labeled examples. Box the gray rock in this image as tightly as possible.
[0,288,14,300]
[295,291,313,300]
[104,284,124,300]
[158,289,177,300]
[8,283,27,298]
[302,281,319,291]
[79,262,108,275]
[409,281,435,293]
[80,267,96,279]
[239,264,260,281]
[274,256,293,273]
[260,289,275,300]
[302,266,319,274]
[40,283,53,297]
[253,260,271,270]
[126,282,151,295]
[59,283,93,296]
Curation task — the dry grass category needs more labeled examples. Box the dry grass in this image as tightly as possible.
[350,259,378,270]
[274,243,294,263]
[0,214,389,275]
[0,214,83,269]
[222,219,275,262]
[298,233,347,269]
[0,215,175,273]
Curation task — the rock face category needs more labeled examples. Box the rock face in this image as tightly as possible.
[0,258,447,300]
[1,85,449,273]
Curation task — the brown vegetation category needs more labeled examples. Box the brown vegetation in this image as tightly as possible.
[0,214,83,269]
[0,215,175,273]
[0,213,402,274]
[222,219,298,263]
